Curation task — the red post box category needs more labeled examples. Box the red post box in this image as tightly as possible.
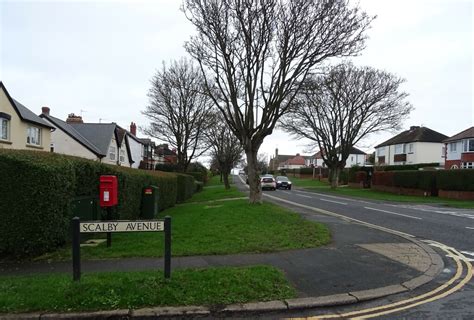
[99,175,118,207]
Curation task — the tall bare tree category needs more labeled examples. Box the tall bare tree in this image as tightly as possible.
[205,112,244,189]
[281,62,413,188]
[183,0,373,203]
[143,58,213,172]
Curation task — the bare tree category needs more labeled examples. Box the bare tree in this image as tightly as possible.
[205,112,244,189]
[183,0,373,203]
[143,58,213,172]
[281,62,413,188]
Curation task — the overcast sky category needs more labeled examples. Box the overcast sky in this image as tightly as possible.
[1,0,472,164]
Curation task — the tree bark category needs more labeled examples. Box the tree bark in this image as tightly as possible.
[245,149,262,204]
[330,167,340,189]
[223,169,231,190]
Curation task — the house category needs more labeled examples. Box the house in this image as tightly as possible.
[40,109,133,167]
[0,82,53,151]
[306,147,367,168]
[268,148,298,171]
[155,144,177,165]
[278,154,306,170]
[138,138,157,170]
[127,122,144,169]
[443,127,474,169]
[375,126,448,166]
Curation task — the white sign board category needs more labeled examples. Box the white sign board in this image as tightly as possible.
[80,220,164,233]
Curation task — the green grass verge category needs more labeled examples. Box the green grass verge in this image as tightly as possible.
[187,176,244,203]
[290,177,474,208]
[40,199,330,260]
[0,266,296,313]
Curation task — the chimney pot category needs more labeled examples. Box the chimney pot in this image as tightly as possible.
[130,122,137,135]
[41,106,50,115]
[66,113,83,124]
[410,126,420,131]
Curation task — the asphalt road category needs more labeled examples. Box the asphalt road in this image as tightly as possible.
[234,175,474,319]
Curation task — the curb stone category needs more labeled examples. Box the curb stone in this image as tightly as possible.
[349,284,407,302]
[285,294,357,309]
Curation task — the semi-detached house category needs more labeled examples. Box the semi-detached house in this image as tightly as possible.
[0,82,53,152]
[375,126,448,166]
[443,127,474,169]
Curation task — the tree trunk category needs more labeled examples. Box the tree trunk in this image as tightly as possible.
[245,149,262,204]
[330,167,340,189]
[223,169,231,190]
[220,172,223,183]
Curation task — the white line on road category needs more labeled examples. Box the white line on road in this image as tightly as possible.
[296,194,312,198]
[466,227,474,230]
[295,189,372,204]
[364,207,422,220]
[319,198,347,205]
[461,251,474,257]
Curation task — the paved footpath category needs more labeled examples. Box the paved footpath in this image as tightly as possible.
[0,182,444,318]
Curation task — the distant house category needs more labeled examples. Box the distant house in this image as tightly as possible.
[0,82,53,152]
[443,127,474,169]
[306,147,367,168]
[278,154,306,170]
[40,110,133,167]
[138,138,157,170]
[127,122,144,169]
[375,126,448,166]
[268,148,298,171]
[156,144,177,165]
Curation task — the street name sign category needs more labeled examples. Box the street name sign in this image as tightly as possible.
[80,220,164,233]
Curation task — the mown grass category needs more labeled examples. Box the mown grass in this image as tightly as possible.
[290,177,474,208]
[187,175,245,203]
[0,266,296,313]
[38,176,330,260]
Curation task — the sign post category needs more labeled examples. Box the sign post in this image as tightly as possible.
[71,216,171,281]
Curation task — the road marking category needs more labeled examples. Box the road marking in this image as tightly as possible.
[298,242,472,319]
[389,204,474,220]
[364,207,422,220]
[466,227,474,230]
[296,190,371,204]
[319,198,347,205]
[295,194,312,198]
[263,193,415,238]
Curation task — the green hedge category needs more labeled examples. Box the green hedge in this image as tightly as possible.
[176,173,196,203]
[376,163,439,171]
[0,149,179,258]
[187,171,206,183]
[437,170,474,192]
[0,150,75,257]
[393,170,436,191]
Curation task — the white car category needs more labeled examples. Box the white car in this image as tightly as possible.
[260,177,276,191]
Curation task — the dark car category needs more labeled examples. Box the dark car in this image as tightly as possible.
[275,176,292,190]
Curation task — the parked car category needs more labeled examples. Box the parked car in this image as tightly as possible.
[260,177,276,191]
[275,176,292,190]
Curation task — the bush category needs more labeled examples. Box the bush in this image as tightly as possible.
[376,163,439,171]
[195,181,204,193]
[437,170,474,192]
[176,173,196,203]
[0,149,179,258]
[393,170,436,191]
[187,171,206,183]
[155,163,180,172]
[372,171,395,187]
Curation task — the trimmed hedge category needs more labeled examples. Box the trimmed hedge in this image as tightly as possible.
[393,170,436,191]
[0,149,180,258]
[187,171,206,183]
[437,170,474,192]
[176,173,196,203]
[376,163,439,171]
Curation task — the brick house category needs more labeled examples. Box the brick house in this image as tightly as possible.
[443,127,474,169]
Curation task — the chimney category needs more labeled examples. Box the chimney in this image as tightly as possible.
[275,148,279,157]
[410,126,420,131]
[41,106,50,115]
[66,113,83,124]
[130,122,137,135]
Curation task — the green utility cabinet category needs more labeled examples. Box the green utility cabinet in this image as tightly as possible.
[141,185,159,219]
[70,196,99,221]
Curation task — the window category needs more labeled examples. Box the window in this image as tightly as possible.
[377,147,385,156]
[462,162,474,169]
[0,117,9,141]
[109,146,116,160]
[463,139,474,152]
[408,143,414,153]
[394,144,405,154]
[119,149,125,163]
[450,143,457,152]
[26,126,41,145]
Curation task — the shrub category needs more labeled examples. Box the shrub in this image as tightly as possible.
[0,150,75,257]
[187,171,205,183]
[195,181,204,193]
[0,149,179,258]
[372,171,395,187]
[437,170,474,192]
[176,173,196,203]
[155,163,180,172]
